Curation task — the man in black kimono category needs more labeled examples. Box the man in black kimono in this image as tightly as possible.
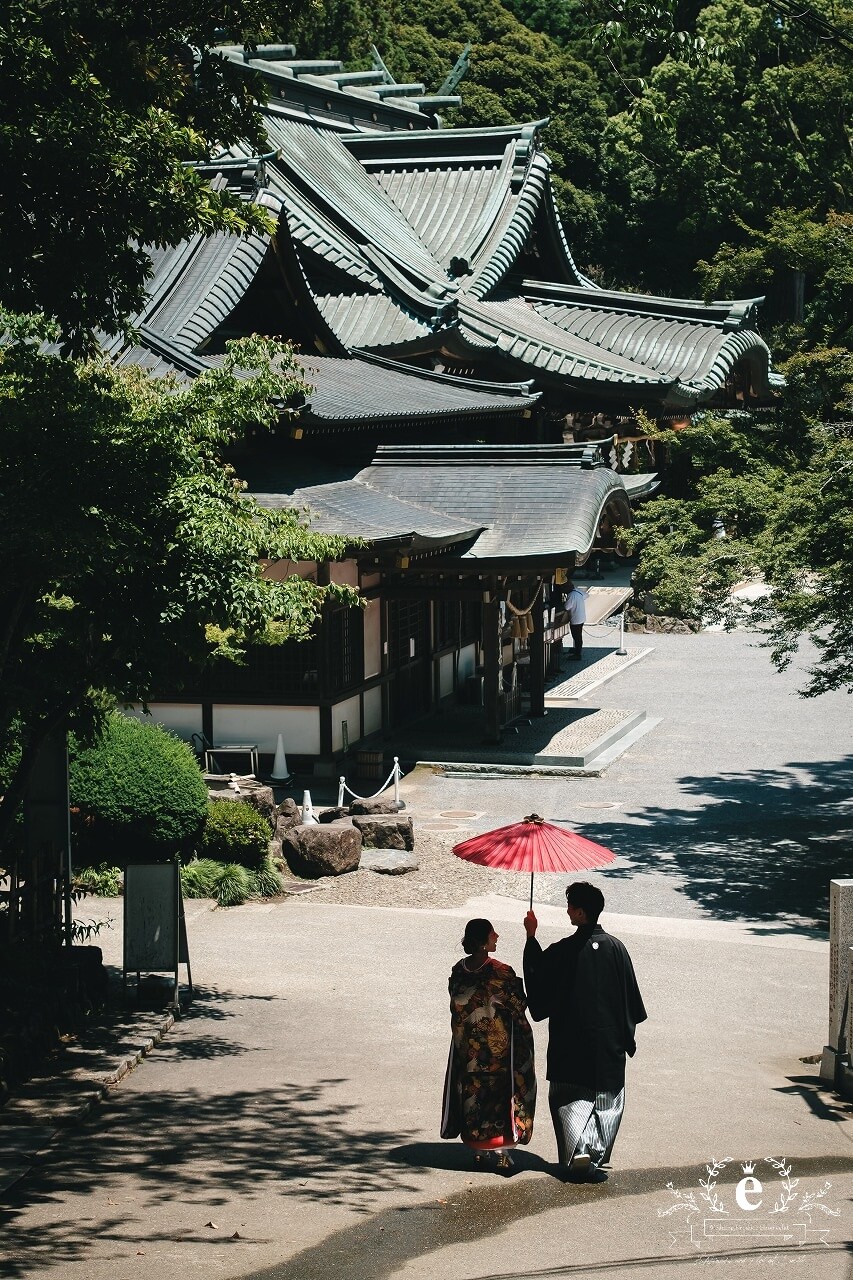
[524,881,646,1181]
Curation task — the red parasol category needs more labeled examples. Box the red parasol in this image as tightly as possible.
[453,813,616,909]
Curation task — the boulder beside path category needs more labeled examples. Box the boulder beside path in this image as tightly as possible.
[282,823,362,878]
[351,815,414,851]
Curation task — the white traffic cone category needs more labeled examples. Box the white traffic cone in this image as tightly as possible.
[271,733,291,782]
[301,789,318,824]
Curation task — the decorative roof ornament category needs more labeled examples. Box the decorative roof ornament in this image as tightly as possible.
[437,43,472,97]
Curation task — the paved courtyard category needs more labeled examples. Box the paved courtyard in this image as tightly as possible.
[2,629,853,1279]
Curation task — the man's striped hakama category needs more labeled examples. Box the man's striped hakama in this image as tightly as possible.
[549,1083,625,1167]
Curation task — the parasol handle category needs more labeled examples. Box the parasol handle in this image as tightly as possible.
[530,871,534,911]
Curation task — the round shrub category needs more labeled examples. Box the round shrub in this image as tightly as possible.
[70,713,207,865]
[200,799,271,870]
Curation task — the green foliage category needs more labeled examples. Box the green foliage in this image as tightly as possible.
[214,862,253,907]
[71,864,123,898]
[699,209,853,353]
[180,852,281,902]
[0,321,356,850]
[250,856,285,897]
[0,0,319,347]
[596,0,853,291]
[289,0,399,65]
[69,712,207,863]
[180,857,221,898]
[200,799,272,869]
[753,422,853,695]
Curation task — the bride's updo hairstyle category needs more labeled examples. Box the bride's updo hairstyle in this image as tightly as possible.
[462,918,493,954]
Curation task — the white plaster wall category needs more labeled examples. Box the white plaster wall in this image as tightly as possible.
[364,598,382,678]
[213,706,321,755]
[363,686,382,736]
[332,695,361,752]
[124,704,202,742]
[330,560,358,587]
[458,643,478,681]
[439,652,455,698]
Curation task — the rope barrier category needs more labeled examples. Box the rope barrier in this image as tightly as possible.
[338,757,401,808]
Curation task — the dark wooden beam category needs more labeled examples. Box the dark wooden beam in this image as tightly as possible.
[483,588,502,744]
[529,587,546,718]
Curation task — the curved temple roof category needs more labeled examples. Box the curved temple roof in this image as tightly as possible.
[241,110,774,409]
[252,445,635,564]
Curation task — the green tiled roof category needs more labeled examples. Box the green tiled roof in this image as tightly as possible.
[247,114,773,407]
[251,445,633,562]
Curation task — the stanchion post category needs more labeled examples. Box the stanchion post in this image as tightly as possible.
[616,608,627,656]
[338,776,346,806]
[393,757,401,809]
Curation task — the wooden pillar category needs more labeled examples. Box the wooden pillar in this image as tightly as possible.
[529,583,546,718]
[483,588,502,743]
[317,562,334,760]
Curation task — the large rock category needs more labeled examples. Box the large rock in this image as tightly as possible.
[318,806,349,824]
[205,778,277,830]
[275,797,302,840]
[360,849,419,875]
[351,814,414,851]
[282,823,362,878]
[349,797,403,816]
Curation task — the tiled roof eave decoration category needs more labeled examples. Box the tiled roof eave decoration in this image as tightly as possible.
[457,300,675,388]
[214,45,446,131]
[663,330,774,406]
[360,445,634,561]
[467,147,551,300]
[521,278,765,330]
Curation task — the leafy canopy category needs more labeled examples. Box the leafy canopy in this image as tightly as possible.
[0,316,356,845]
[0,0,306,348]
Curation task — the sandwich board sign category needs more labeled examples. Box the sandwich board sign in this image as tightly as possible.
[123,862,192,1009]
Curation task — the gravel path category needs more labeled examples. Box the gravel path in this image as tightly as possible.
[286,826,534,911]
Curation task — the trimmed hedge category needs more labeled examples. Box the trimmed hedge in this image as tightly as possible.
[200,799,271,869]
[70,713,207,865]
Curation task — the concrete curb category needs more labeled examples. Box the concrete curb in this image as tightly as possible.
[0,1008,175,1196]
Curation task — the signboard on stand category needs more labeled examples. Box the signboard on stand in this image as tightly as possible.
[123,862,192,1010]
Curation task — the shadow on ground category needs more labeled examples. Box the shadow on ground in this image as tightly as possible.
[0,987,418,1278]
[543,756,853,932]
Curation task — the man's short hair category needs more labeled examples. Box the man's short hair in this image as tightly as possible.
[566,880,604,922]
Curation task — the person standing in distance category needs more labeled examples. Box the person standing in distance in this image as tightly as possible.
[564,580,587,661]
[523,881,646,1180]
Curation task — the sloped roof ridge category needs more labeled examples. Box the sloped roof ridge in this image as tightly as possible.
[522,278,764,328]
[460,298,672,384]
[215,44,443,129]
[265,165,382,289]
[468,151,551,299]
[131,326,215,375]
[344,120,550,157]
[265,118,450,295]
[372,444,603,466]
[350,348,537,396]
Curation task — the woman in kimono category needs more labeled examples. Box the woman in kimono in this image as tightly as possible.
[441,918,536,1169]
